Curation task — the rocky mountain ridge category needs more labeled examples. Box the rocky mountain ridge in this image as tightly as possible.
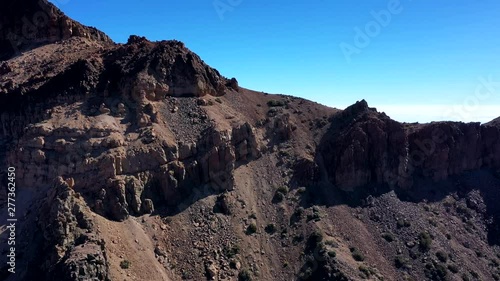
[318,100,500,191]
[1,1,500,281]
[0,0,112,61]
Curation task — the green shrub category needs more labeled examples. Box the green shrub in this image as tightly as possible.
[358,265,376,278]
[292,234,304,245]
[299,267,313,280]
[267,100,286,107]
[425,262,447,280]
[277,186,289,194]
[435,264,448,279]
[181,270,192,279]
[246,223,257,235]
[456,203,472,218]
[273,186,290,203]
[120,260,131,269]
[309,230,324,244]
[224,245,240,258]
[265,223,277,234]
[307,207,322,222]
[436,251,448,263]
[397,219,411,228]
[350,247,365,262]
[273,192,285,203]
[381,232,395,242]
[238,269,252,281]
[294,207,305,218]
[447,264,459,273]
[307,213,321,221]
[419,232,433,252]
[395,256,407,269]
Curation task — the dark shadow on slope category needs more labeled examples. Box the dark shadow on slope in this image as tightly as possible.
[293,167,500,247]
[391,170,500,246]
[303,98,500,247]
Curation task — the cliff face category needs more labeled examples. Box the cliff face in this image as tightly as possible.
[317,100,500,191]
[0,35,237,138]
[1,35,256,221]
[0,0,113,61]
[317,100,409,191]
[1,2,500,281]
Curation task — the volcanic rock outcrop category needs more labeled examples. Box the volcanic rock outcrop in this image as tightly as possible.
[0,0,112,61]
[1,1,500,280]
[318,100,500,191]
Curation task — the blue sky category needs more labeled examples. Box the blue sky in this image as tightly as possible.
[51,0,500,123]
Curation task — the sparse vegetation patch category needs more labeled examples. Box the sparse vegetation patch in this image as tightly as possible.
[350,247,365,262]
[120,259,131,269]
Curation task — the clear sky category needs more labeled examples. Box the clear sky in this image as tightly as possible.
[50,0,500,123]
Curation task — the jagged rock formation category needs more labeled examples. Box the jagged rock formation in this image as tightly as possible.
[318,100,409,190]
[1,1,500,281]
[38,177,110,281]
[318,100,500,191]
[0,0,113,61]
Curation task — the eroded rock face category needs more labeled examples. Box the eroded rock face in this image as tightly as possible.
[318,100,408,191]
[89,123,261,220]
[8,100,261,220]
[406,122,482,181]
[0,7,249,222]
[318,100,500,191]
[0,0,113,60]
[0,36,235,141]
[109,38,228,99]
[232,122,260,161]
[38,177,110,280]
